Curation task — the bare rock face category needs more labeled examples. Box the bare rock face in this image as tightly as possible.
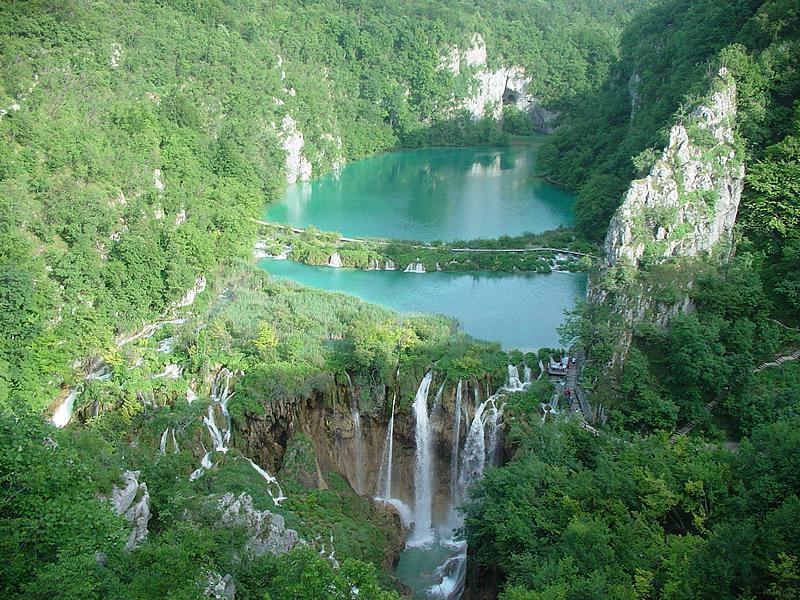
[109,470,151,551]
[216,492,302,556]
[204,572,236,599]
[589,68,743,367]
[443,33,555,130]
[605,68,743,268]
[279,114,312,185]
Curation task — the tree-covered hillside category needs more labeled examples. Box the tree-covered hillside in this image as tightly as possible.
[0,0,645,412]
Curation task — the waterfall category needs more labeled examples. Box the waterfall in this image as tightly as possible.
[410,370,434,546]
[328,252,343,268]
[377,394,396,499]
[458,399,487,495]
[404,261,426,273]
[344,372,366,494]
[351,400,365,494]
[51,365,111,428]
[523,364,532,385]
[203,406,227,452]
[375,393,414,529]
[171,429,179,453]
[449,380,463,510]
[384,259,396,270]
[190,451,213,481]
[51,388,79,428]
[248,458,287,506]
[159,428,169,455]
[486,399,505,467]
[507,364,522,390]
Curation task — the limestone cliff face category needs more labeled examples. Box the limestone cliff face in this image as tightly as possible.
[589,69,744,367]
[443,33,556,132]
[605,68,743,268]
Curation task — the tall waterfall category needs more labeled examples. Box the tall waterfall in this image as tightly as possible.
[458,398,488,495]
[410,370,434,546]
[449,380,463,506]
[523,364,532,385]
[344,372,366,494]
[377,394,396,499]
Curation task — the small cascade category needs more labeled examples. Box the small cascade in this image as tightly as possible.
[507,364,522,390]
[384,259,396,270]
[51,365,112,428]
[156,336,175,353]
[410,370,434,546]
[432,381,445,415]
[328,252,343,268]
[449,380,463,508]
[247,458,287,506]
[404,261,426,273]
[190,451,213,481]
[171,429,179,453]
[204,406,227,452]
[51,388,79,429]
[377,394,396,499]
[537,359,545,380]
[159,429,169,455]
[191,368,237,480]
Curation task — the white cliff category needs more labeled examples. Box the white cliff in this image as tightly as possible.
[109,470,151,551]
[605,68,743,268]
[279,115,312,185]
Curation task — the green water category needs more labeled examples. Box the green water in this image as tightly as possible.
[261,259,586,350]
[266,145,574,241]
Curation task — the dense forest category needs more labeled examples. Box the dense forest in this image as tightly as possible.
[2,0,799,599]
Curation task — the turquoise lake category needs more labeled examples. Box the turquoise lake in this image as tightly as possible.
[266,145,575,241]
[260,144,585,350]
[260,259,585,351]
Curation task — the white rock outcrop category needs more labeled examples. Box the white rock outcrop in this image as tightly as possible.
[109,470,151,551]
[175,275,207,308]
[216,492,302,556]
[605,68,743,268]
[279,115,312,185]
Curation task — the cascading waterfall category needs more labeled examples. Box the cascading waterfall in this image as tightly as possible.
[159,428,169,455]
[377,394,396,499]
[507,364,522,390]
[523,364,532,385]
[410,370,434,546]
[248,458,287,506]
[449,380,463,507]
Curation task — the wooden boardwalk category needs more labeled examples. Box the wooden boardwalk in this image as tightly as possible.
[670,348,800,442]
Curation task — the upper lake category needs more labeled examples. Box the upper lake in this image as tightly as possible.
[266,145,575,241]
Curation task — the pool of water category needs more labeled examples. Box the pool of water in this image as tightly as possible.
[260,259,585,351]
[266,145,574,241]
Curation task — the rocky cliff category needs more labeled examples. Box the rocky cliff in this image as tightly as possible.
[588,68,744,366]
[442,33,556,131]
[605,68,743,268]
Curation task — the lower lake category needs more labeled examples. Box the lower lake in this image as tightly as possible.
[259,259,586,350]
